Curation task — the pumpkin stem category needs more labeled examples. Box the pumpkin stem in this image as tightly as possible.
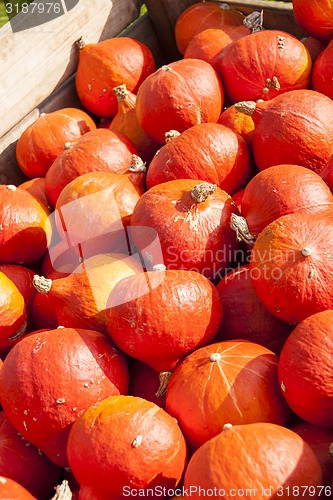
[165,130,181,142]
[6,184,17,191]
[243,10,264,32]
[51,480,72,500]
[234,101,257,116]
[191,182,217,203]
[75,36,88,50]
[128,155,146,173]
[301,247,312,257]
[112,84,129,102]
[265,76,280,91]
[223,423,233,430]
[156,371,173,398]
[161,65,172,72]
[230,213,256,246]
[33,275,52,294]
[153,264,166,272]
[209,352,222,362]
[64,142,72,150]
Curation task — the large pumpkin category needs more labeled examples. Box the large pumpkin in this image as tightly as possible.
[16,108,96,178]
[184,422,322,497]
[106,267,223,374]
[292,0,333,42]
[146,123,252,195]
[67,395,187,500]
[135,59,224,144]
[278,310,333,428]
[75,36,155,117]
[130,180,240,280]
[220,30,312,103]
[44,128,139,208]
[165,340,289,451]
[235,90,333,173]
[249,213,333,324]
[0,327,129,466]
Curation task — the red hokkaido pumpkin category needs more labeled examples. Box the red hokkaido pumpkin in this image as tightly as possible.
[109,84,159,163]
[0,264,36,319]
[165,340,289,451]
[175,1,245,54]
[129,360,166,409]
[235,90,333,173]
[250,213,333,324]
[220,30,312,103]
[0,476,37,499]
[32,253,142,333]
[146,123,252,195]
[75,36,155,118]
[292,0,333,42]
[218,104,255,145]
[130,180,240,280]
[0,327,129,466]
[54,170,145,259]
[0,411,61,499]
[106,267,223,374]
[278,310,333,428]
[235,164,333,241]
[135,59,224,144]
[184,422,322,497]
[0,185,51,265]
[312,40,333,100]
[18,178,50,211]
[44,128,139,208]
[16,108,96,178]
[0,272,27,358]
[321,153,333,192]
[292,421,333,486]
[67,395,187,500]
[216,265,292,355]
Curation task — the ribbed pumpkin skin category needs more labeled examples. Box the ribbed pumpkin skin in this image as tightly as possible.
[44,128,138,208]
[292,422,333,486]
[75,37,155,118]
[0,476,37,499]
[0,412,61,499]
[278,310,333,428]
[220,30,312,103]
[218,104,255,145]
[292,0,333,42]
[146,123,252,195]
[135,59,224,144]
[216,265,292,355]
[249,90,333,173]
[67,396,187,500]
[312,40,333,100]
[16,108,96,178]
[0,328,129,467]
[0,186,51,265]
[130,180,240,280]
[250,213,333,324]
[184,423,322,497]
[175,1,245,54]
[165,340,289,451]
[106,269,223,372]
[241,164,333,237]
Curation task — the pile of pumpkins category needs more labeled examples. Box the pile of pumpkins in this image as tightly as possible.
[0,0,332,498]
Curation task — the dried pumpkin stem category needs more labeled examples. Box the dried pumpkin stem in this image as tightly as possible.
[234,101,257,116]
[33,275,53,294]
[6,184,17,191]
[191,182,217,203]
[165,130,181,142]
[75,36,88,50]
[243,10,264,32]
[51,480,72,500]
[156,371,173,398]
[301,247,312,257]
[128,154,146,173]
[230,213,256,247]
[112,84,129,102]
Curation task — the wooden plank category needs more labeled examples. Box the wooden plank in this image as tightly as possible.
[0,0,143,138]
[0,13,164,186]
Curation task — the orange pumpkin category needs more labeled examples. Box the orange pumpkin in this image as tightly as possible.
[250,213,333,324]
[175,1,245,54]
[16,108,96,178]
[44,128,139,208]
[0,327,129,466]
[184,422,322,497]
[67,395,187,500]
[0,185,51,265]
[218,104,255,145]
[0,476,37,499]
[75,37,155,117]
[278,310,333,428]
[165,340,289,450]
[292,0,333,42]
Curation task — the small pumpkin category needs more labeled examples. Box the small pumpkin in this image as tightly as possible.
[145,123,252,195]
[184,422,322,496]
[218,104,255,145]
[75,36,155,117]
[16,108,96,178]
[0,327,129,466]
[135,59,224,144]
[278,310,333,428]
[67,395,187,500]
[165,340,289,450]
[292,0,333,42]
